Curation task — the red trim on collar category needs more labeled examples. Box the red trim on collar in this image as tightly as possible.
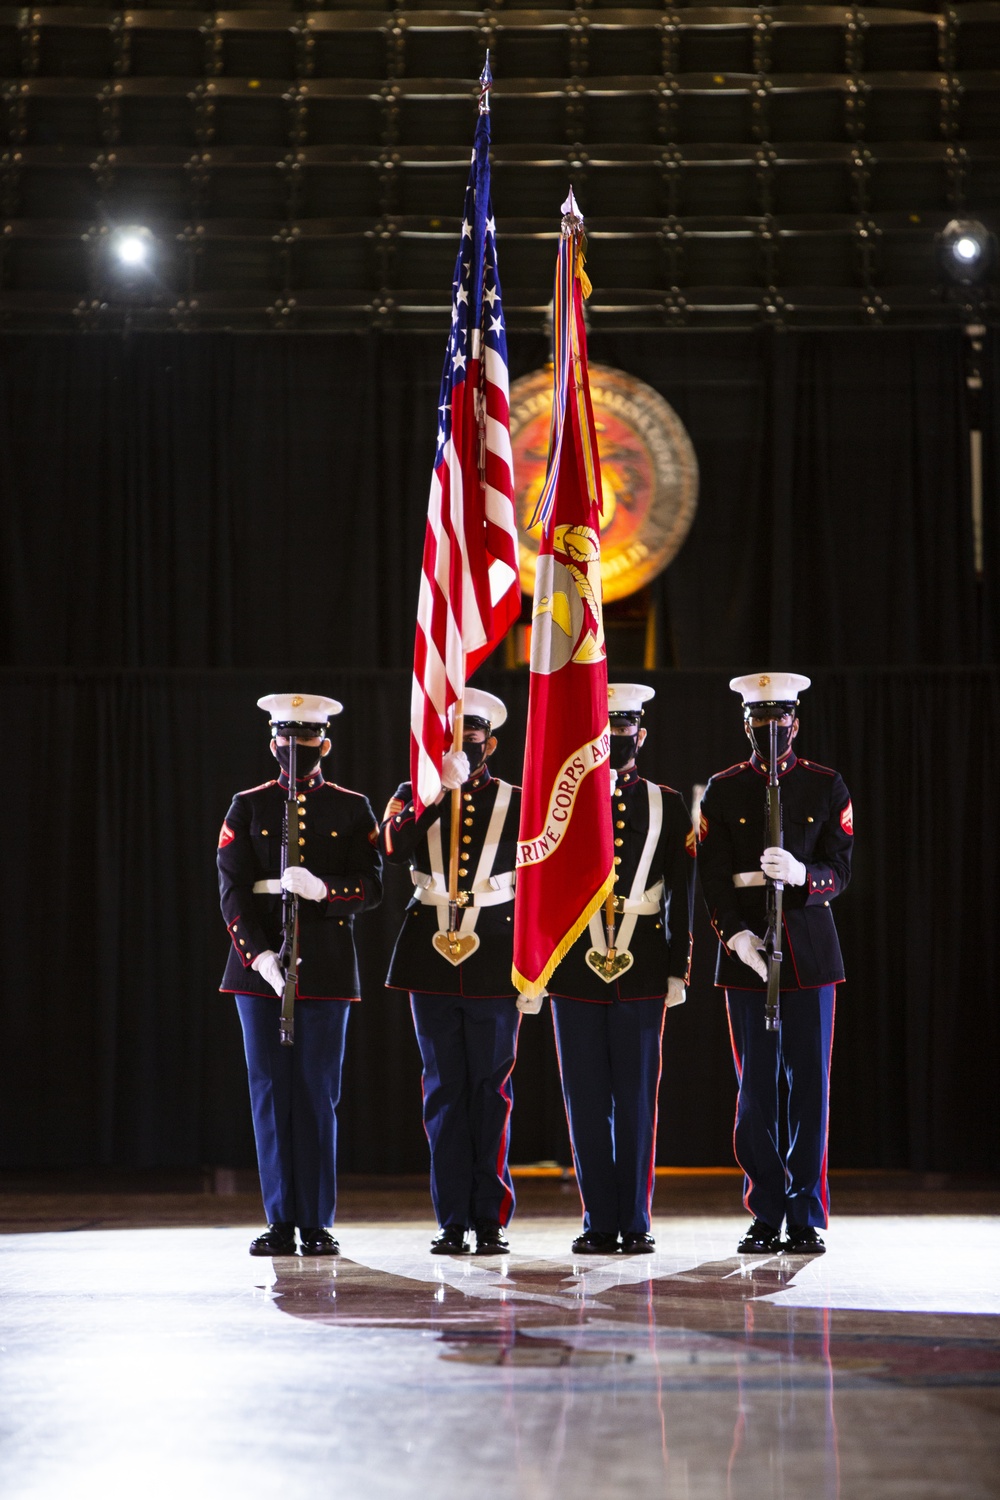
[278,770,325,792]
[749,752,798,778]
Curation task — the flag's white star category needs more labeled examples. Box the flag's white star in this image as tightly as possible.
[456,286,468,306]
[489,314,503,335]
[437,424,446,446]
[453,350,466,372]
[483,284,499,308]
[486,216,496,235]
[462,218,472,238]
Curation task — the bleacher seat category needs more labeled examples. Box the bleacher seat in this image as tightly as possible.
[304,13,392,80]
[0,0,993,325]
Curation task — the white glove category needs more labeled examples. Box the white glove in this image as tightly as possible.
[252,949,285,997]
[760,847,806,886]
[729,929,768,982]
[441,750,470,791]
[280,865,328,902]
[666,977,686,1008]
[608,768,618,796]
[516,989,547,1015]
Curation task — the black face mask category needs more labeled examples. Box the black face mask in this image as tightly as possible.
[609,733,639,771]
[749,723,794,761]
[463,738,489,775]
[274,743,324,779]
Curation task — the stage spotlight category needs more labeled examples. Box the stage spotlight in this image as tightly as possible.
[107,226,156,276]
[937,218,994,285]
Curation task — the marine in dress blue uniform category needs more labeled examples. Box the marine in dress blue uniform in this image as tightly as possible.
[378,689,521,1257]
[547,684,696,1256]
[698,672,853,1255]
[218,692,383,1257]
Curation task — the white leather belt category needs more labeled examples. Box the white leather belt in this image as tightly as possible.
[253,879,282,894]
[733,871,765,888]
[618,879,664,915]
[411,869,514,908]
[588,783,665,963]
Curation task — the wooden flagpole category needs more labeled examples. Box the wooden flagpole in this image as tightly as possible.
[446,674,465,949]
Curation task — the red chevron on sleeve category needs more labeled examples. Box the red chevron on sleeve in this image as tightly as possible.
[218,821,235,848]
[840,801,853,835]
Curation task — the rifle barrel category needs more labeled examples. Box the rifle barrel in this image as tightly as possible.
[764,720,783,1033]
[279,736,299,1046]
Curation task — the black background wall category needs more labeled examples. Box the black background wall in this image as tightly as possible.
[1,327,998,1177]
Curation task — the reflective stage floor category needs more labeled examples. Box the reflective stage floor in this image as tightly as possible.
[2,1178,999,1500]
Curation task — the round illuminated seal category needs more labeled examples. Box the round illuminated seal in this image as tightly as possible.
[510,363,699,604]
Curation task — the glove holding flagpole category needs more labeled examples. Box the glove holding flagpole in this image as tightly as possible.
[512,191,615,1001]
[408,55,520,959]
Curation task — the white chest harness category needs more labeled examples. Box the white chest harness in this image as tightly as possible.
[412,781,514,937]
[587,781,667,956]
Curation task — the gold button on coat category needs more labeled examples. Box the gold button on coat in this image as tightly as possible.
[614,838,623,847]
[462,835,471,844]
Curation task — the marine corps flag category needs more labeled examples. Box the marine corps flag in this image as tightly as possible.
[512,191,614,999]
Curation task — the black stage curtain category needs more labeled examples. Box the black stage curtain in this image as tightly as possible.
[1,667,997,1176]
[1,328,996,672]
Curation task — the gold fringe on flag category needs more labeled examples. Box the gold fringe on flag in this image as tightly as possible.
[511,868,615,1000]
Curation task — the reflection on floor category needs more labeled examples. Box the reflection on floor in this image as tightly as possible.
[1,1196,998,1499]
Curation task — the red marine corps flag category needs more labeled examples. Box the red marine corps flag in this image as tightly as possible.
[410,58,520,820]
[512,191,614,999]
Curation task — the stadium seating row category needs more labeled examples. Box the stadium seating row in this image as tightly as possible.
[3,140,997,217]
[3,72,999,147]
[1,6,997,80]
[2,207,995,292]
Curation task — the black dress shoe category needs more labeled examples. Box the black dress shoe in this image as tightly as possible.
[784,1225,826,1254]
[621,1231,656,1255]
[571,1230,620,1255]
[474,1220,510,1255]
[430,1225,470,1255]
[299,1227,340,1256]
[737,1218,783,1255]
[249,1223,296,1257]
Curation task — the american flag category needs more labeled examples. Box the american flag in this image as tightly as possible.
[409,71,520,816]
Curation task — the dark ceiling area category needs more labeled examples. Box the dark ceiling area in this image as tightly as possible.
[1,1,998,330]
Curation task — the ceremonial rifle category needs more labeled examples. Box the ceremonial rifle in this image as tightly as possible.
[278,736,299,1046]
[764,719,783,1033]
